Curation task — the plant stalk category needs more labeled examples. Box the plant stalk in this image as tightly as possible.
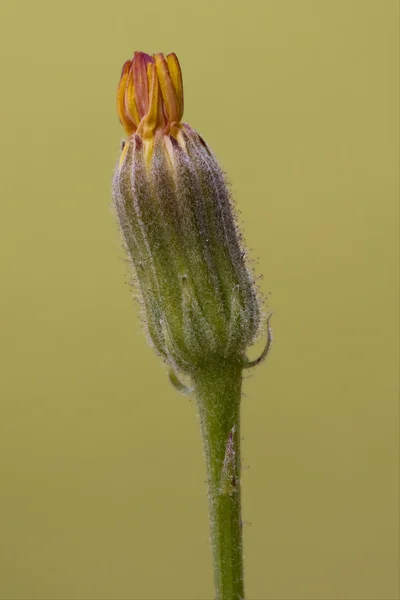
[192,360,245,600]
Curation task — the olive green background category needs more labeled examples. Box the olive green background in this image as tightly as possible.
[0,0,398,599]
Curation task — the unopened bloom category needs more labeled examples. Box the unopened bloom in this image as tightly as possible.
[117,52,183,165]
[113,52,261,374]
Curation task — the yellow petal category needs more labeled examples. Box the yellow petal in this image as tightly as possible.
[124,66,140,128]
[140,62,160,139]
[166,53,184,120]
[117,61,136,135]
[155,53,180,124]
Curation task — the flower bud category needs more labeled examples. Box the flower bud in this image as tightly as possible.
[113,52,261,374]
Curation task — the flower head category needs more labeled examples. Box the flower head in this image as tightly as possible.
[113,52,262,374]
[117,52,184,164]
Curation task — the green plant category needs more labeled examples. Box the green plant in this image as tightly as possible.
[112,51,271,600]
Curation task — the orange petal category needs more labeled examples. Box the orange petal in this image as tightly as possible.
[166,53,184,120]
[124,65,140,128]
[154,53,180,124]
[140,62,161,139]
[132,52,154,119]
[117,61,136,135]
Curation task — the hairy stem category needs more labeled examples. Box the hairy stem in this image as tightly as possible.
[192,361,245,600]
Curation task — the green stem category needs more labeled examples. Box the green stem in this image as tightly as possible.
[192,360,245,600]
